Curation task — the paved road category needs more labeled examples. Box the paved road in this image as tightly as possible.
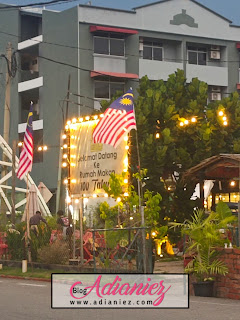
[0,278,239,320]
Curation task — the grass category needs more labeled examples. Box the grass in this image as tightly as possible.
[0,266,67,279]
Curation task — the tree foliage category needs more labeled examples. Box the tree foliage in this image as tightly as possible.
[99,69,240,225]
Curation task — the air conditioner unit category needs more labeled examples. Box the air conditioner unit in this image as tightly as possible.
[210,92,221,101]
[211,45,220,51]
[212,86,221,92]
[210,50,221,59]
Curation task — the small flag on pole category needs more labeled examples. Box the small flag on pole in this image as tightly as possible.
[93,89,137,148]
[17,103,34,180]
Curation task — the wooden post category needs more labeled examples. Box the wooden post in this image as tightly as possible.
[79,199,84,265]
[200,180,205,209]
[1,43,12,217]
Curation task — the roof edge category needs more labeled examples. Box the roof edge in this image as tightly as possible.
[78,4,136,14]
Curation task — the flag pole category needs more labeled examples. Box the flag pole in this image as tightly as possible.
[26,173,32,263]
[133,99,147,274]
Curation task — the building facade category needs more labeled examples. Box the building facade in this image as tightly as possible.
[0,0,240,211]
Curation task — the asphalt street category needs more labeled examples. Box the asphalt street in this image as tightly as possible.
[0,277,240,320]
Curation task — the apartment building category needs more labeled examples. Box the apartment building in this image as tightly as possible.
[0,0,240,210]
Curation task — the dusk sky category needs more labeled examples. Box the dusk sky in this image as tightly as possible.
[1,0,240,25]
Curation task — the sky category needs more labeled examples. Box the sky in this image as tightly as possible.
[2,0,240,25]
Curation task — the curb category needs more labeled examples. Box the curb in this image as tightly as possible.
[0,274,51,282]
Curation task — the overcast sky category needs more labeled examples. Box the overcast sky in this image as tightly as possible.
[2,0,240,25]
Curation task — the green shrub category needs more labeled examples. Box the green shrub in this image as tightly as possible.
[38,240,69,264]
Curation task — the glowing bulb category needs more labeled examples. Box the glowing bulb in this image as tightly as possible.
[63,179,68,184]
[94,115,98,120]
[184,120,189,125]
[85,116,90,121]
[63,154,67,159]
[79,117,83,122]
[71,155,76,159]
[38,146,43,151]
[125,145,129,150]
[18,142,23,147]
[71,179,77,184]
[93,194,97,198]
[152,232,156,237]
[124,136,128,141]
[124,192,129,197]
[230,181,236,187]
[70,163,76,167]
[218,111,224,116]
[130,217,133,220]
[65,125,69,130]
[71,135,75,139]
[67,120,71,125]
[63,144,68,149]
[72,118,77,123]
[156,133,160,139]
[124,179,128,184]
[222,116,227,121]
[62,162,67,167]
[100,114,104,118]
[43,146,48,151]
[70,145,76,149]
[117,197,121,203]
[84,198,89,203]
[123,157,128,167]
[180,122,184,127]
[75,199,79,204]
[191,117,197,123]
[123,169,127,172]
[62,134,67,139]
[223,121,228,126]
[104,193,108,198]
[66,197,71,204]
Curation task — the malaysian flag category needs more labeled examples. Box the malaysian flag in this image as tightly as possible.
[93,89,137,148]
[17,103,34,180]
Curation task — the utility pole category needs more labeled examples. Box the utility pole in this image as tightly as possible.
[3,42,12,146]
[11,140,16,224]
[1,43,12,216]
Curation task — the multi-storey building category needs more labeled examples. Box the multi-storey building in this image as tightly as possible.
[1,0,240,211]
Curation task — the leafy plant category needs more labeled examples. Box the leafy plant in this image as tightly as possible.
[173,202,236,281]
[38,240,69,265]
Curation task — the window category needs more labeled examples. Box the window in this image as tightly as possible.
[94,33,125,56]
[143,41,163,61]
[188,46,207,65]
[19,129,43,163]
[95,80,125,99]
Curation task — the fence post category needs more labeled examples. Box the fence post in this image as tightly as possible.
[92,230,96,273]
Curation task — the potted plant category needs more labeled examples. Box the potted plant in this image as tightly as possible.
[172,201,236,297]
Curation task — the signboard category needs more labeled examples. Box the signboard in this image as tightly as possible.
[69,120,128,196]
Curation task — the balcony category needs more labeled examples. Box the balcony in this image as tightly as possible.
[20,70,39,83]
[18,35,43,51]
[93,54,126,74]
[18,76,43,93]
[186,64,228,86]
[139,59,183,81]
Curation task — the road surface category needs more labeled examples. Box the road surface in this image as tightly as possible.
[0,278,239,320]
